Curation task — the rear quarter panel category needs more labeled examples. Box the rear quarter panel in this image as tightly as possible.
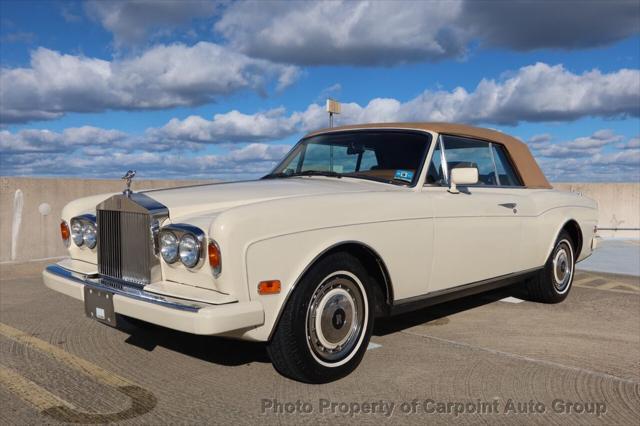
[522,190,598,268]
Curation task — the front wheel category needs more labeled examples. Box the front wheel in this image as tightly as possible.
[526,231,576,303]
[267,252,374,383]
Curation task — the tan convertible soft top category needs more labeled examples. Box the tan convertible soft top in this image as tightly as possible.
[305,122,552,189]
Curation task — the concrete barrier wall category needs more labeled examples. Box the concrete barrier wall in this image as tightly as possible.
[553,183,640,239]
[0,177,638,263]
[0,177,213,263]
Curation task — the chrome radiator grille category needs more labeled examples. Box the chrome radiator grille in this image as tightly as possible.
[96,193,168,286]
[97,210,152,285]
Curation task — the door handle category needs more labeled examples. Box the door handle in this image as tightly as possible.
[499,203,518,213]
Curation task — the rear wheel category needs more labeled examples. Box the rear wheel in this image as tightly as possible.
[267,252,374,383]
[526,231,575,303]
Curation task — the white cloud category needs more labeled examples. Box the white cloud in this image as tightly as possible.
[151,108,299,144]
[318,83,342,101]
[416,63,636,124]
[74,0,639,66]
[2,122,638,182]
[543,147,639,182]
[226,143,291,162]
[0,122,291,179]
[0,43,299,123]
[84,0,218,46]
[393,63,640,125]
[215,0,640,66]
[215,0,467,66]
[0,126,128,154]
[150,63,640,145]
[323,63,640,126]
[528,134,552,144]
[462,0,640,51]
[60,2,82,23]
[617,137,640,150]
[531,130,624,158]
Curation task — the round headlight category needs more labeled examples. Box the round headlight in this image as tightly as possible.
[160,232,179,264]
[70,221,84,246]
[179,234,200,268]
[83,222,97,249]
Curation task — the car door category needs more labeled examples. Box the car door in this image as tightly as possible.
[423,135,528,292]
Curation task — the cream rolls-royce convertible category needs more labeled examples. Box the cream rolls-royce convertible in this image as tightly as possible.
[44,123,598,383]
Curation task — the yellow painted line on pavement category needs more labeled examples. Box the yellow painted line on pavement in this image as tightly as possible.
[0,323,132,388]
[573,271,640,294]
[0,366,76,412]
[596,281,640,292]
[0,323,156,422]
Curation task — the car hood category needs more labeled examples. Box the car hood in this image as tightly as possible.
[142,177,395,219]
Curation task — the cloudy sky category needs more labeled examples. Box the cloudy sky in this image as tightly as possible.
[1,0,639,182]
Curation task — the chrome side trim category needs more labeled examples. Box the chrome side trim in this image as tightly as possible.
[488,142,501,185]
[46,264,210,312]
[438,134,449,185]
[389,267,542,316]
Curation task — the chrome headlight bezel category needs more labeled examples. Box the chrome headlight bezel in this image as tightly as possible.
[159,224,206,270]
[70,220,84,246]
[83,221,97,249]
[179,234,200,268]
[159,231,179,264]
[69,215,97,249]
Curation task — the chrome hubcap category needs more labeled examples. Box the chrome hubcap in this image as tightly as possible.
[553,242,573,292]
[306,274,364,362]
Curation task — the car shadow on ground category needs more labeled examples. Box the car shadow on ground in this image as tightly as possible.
[115,282,530,366]
[117,318,271,366]
[374,282,529,336]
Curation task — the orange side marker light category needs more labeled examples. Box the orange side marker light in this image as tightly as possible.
[258,280,281,295]
[208,240,221,273]
[60,221,70,244]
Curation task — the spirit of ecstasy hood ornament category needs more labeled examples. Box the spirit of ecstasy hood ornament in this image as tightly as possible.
[122,170,136,197]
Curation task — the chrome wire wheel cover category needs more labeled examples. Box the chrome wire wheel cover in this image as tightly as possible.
[552,240,574,294]
[306,272,366,366]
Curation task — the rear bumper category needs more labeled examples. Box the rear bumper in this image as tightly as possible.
[43,264,264,336]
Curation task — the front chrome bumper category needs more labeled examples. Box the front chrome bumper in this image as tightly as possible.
[43,264,265,336]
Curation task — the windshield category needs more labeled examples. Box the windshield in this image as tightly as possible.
[266,130,431,186]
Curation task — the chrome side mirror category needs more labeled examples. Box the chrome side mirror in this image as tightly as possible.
[448,167,479,194]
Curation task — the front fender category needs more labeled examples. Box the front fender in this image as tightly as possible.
[236,218,433,342]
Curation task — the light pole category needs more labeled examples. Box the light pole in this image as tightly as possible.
[326,98,341,128]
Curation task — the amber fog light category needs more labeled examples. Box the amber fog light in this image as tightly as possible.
[208,240,221,275]
[60,221,70,246]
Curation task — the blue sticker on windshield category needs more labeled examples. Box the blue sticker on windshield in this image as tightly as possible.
[394,170,414,182]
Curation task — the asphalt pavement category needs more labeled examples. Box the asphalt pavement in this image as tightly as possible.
[0,258,638,425]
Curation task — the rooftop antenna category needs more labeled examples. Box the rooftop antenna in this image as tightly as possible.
[326,98,341,128]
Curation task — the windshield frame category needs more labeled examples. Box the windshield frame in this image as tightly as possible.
[266,129,433,188]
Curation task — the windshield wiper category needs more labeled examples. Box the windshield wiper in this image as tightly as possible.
[262,172,293,179]
[295,170,342,178]
[262,170,342,179]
